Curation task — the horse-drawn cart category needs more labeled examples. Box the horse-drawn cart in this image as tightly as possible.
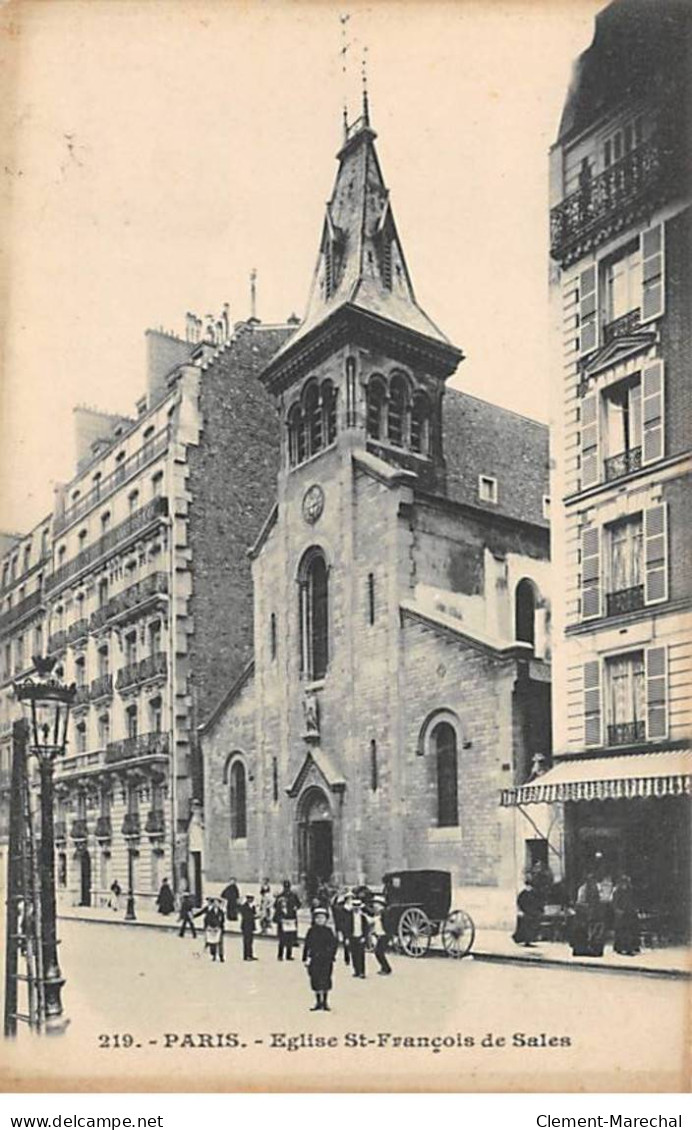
[381,870,475,958]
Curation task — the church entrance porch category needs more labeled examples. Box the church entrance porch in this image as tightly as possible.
[297,787,333,903]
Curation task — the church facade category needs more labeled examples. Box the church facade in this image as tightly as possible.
[200,100,551,925]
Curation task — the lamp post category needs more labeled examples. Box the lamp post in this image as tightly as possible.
[14,656,76,1035]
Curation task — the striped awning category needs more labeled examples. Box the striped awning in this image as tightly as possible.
[500,749,692,806]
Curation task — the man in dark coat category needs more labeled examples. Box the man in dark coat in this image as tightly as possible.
[239,894,258,960]
[156,878,175,916]
[274,880,301,961]
[220,877,240,922]
[178,888,197,938]
[195,897,226,961]
[612,875,640,955]
[302,906,338,1011]
[342,895,368,977]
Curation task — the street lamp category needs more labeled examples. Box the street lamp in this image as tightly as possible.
[14,655,76,1035]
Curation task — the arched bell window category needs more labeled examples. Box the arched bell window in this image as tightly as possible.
[366,376,387,440]
[288,403,306,468]
[388,374,409,447]
[411,392,431,455]
[322,380,337,446]
[299,548,329,681]
[303,382,323,458]
[515,578,537,647]
[433,721,459,827]
[229,759,247,840]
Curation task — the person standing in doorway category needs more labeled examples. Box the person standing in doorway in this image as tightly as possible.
[220,876,240,922]
[240,894,258,961]
[302,906,338,1011]
[274,879,301,961]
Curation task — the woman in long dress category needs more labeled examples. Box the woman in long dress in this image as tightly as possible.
[302,906,338,1012]
[156,877,175,916]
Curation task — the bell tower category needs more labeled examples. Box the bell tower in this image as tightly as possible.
[260,93,464,495]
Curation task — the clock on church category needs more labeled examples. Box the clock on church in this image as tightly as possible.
[302,484,324,524]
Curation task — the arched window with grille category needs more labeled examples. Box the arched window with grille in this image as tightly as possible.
[433,721,459,827]
[288,404,305,467]
[411,392,431,455]
[388,374,409,447]
[229,759,247,840]
[304,382,323,458]
[299,549,329,681]
[366,376,387,440]
[515,578,537,647]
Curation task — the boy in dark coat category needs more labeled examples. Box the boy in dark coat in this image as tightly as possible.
[302,906,338,1011]
[239,894,258,960]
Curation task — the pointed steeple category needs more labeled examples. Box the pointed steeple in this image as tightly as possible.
[264,100,461,386]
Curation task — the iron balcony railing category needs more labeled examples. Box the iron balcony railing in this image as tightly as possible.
[54,426,169,535]
[122,812,141,839]
[94,815,112,842]
[603,308,641,345]
[550,137,669,264]
[607,720,646,747]
[47,629,68,655]
[145,808,165,837]
[73,684,91,708]
[90,673,113,700]
[105,730,170,765]
[606,585,645,618]
[0,589,43,634]
[604,447,642,482]
[115,651,167,691]
[46,496,168,594]
[89,572,168,632]
[55,820,67,843]
[67,617,89,645]
[71,818,88,842]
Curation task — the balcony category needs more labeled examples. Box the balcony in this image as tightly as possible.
[105,730,170,765]
[55,820,67,844]
[90,673,113,701]
[47,629,67,655]
[71,818,88,844]
[116,651,167,691]
[0,589,43,634]
[73,684,91,708]
[607,720,646,747]
[89,572,168,633]
[603,308,641,345]
[122,812,141,840]
[550,137,674,266]
[145,808,165,838]
[604,447,642,482]
[46,496,168,595]
[605,585,645,618]
[67,617,89,645]
[94,815,112,843]
[54,426,169,535]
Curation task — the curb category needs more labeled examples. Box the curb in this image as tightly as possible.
[58,914,690,980]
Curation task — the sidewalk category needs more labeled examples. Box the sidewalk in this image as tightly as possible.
[57,901,691,980]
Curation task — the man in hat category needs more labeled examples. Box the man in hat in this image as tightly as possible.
[273,879,301,961]
[302,905,338,1011]
[371,894,392,975]
[239,893,258,961]
[343,894,368,978]
[195,896,226,961]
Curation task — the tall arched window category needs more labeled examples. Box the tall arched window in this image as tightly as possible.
[433,721,458,827]
[366,376,387,440]
[411,392,431,455]
[288,404,305,467]
[388,374,408,447]
[515,578,536,647]
[304,382,323,458]
[299,549,329,681]
[322,380,337,446]
[229,760,247,839]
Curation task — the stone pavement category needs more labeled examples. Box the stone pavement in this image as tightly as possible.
[57,896,691,980]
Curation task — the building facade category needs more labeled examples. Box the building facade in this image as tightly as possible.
[503,0,691,940]
[201,100,551,927]
[1,310,293,909]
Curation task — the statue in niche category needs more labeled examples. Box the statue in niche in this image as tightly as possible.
[302,692,320,740]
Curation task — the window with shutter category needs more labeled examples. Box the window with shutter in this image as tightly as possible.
[640,224,664,323]
[642,359,665,465]
[580,391,600,488]
[581,526,601,620]
[645,645,667,740]
[579,265,599,356]
[644,503,668,605]
[584,660,602,747]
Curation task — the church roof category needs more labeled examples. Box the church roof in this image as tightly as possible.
[269,99,455,369]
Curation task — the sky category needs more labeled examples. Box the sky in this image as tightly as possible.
[0,0,603,533]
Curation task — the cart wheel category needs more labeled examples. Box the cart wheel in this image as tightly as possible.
[398,907,432,957]
[442,909,475,958]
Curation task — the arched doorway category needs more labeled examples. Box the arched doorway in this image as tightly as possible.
[297,788,333,901]
[79,849,92,907]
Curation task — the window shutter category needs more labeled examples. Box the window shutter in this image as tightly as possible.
[642,359,665,465]
[644,503,668,605]
[579,265,599,356]
[580,391,600,488]
[584,660,602,747]
[640,224,664,323]
[645,645,668,740]
[581,526,601,620]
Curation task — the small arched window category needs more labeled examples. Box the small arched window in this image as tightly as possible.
[304,382,322,458]
[299,549,329,681]
[322,380,337,446]
[366,376,387,440]
[433,721,458,827]
[229,760,247,840]
[515,579,537,647]
[388,374,408,447]
[288,404,306,467]
[411,392,431,455]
